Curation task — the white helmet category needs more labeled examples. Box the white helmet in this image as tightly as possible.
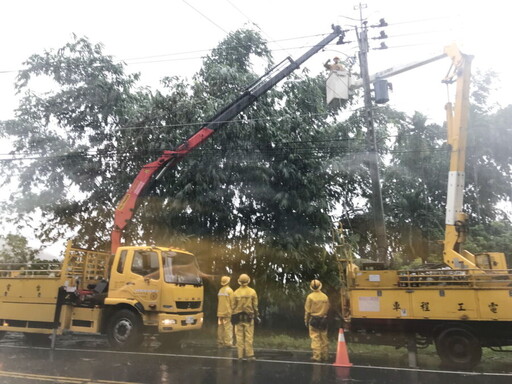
[238,274,251,285]
[310,279,322,291]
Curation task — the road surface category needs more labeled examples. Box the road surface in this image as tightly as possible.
[0,333,511,384]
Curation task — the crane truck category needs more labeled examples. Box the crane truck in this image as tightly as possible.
[0,25,346,350]
[338,45,512,369]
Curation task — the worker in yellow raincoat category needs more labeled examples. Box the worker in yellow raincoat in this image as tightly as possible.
[304,279,330,362]
[232,274,259,361]
[217,275,234,348]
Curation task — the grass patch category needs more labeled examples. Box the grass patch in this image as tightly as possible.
[185,325,512,373]
[254,331,311,351]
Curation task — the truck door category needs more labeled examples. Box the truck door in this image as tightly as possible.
[126,250,161,311]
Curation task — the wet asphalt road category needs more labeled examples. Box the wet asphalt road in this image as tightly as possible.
[0,333,511,384]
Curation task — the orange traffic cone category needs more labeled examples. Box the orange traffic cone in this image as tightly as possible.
[333,328,352,367]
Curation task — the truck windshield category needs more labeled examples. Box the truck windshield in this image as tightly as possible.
[162,251,202,285]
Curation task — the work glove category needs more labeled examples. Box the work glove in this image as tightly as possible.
[255,316,262,325]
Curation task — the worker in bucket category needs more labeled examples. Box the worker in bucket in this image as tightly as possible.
[304,279,330,362]
[217,275,234,348]
[324,56,345,72]
[232,273,259,361]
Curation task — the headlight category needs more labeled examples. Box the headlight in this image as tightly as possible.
[162,319,177,326]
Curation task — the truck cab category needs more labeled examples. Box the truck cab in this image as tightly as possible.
[106,246,204,336]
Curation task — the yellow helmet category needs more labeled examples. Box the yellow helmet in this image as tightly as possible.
[220,276,231,286]
[238,274,251,285]
[310,279,322,291]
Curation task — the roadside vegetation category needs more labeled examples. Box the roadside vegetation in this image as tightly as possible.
[182,325,512,373]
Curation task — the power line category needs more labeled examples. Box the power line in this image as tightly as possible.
[181,0,229,34]
[0,116,449,159]
[109,36,352,64]
[0,144,452,164]
[0,112,449,145]
[378,42,447,51]
[0,35,347,75]
[82,39,429,68]
[0,20,443,74]
[0,105,354,133]
[2,14,451,73]
[224,0,295,58]
[383,29,453,39]
[385,16,453,27]
[0,137,365,160]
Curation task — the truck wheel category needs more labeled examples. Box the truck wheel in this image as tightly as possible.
[435,328,482,369]
[107,309,143,350]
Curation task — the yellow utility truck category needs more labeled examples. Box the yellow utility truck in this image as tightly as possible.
[0,242,204,349]
[0,26,348,350]
[339,45,512,369]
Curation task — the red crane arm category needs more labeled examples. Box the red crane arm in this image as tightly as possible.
[110,25,345,254]
[111,127,215,253]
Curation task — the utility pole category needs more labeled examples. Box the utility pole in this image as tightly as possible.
[355,3,388,263]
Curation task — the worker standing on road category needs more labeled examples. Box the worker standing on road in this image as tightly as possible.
[217,275,234,348]
[305,279,330,362]
[232,273,259,361]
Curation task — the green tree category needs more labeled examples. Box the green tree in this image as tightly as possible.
[0,30,359,325]
[1,36,142,249]
[465,221,512,262]
[0,234,39,265]
[380,71,512,265]
[139,30,355,323]
[465,103,512,224]
[383,110,447,264]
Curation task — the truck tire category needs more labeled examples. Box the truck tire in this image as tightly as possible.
[107,309,143,350]
[435,327,482,369]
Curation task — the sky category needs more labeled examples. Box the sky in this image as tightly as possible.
[0,0,509,255]
[1,0,510,122]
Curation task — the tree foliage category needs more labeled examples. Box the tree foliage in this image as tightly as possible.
[1,32,511,325]
[0,31,353,323]
[0,234,39,264]
[1,36,142,246]
[376,70,512,265]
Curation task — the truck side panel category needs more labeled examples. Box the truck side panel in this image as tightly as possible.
[476,290,512,321]
[1,278,61,302]
[349,270,512,321]
[0,277,61,333]
[69,307,103,333]
[0,303,103,335]
[408,289,478,319]
[0,302,56,332]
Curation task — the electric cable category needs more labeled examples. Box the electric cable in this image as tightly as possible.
[0,145,451,165]
[0,20,442,73]
[181,0,229,34]
[0,124,449,159]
